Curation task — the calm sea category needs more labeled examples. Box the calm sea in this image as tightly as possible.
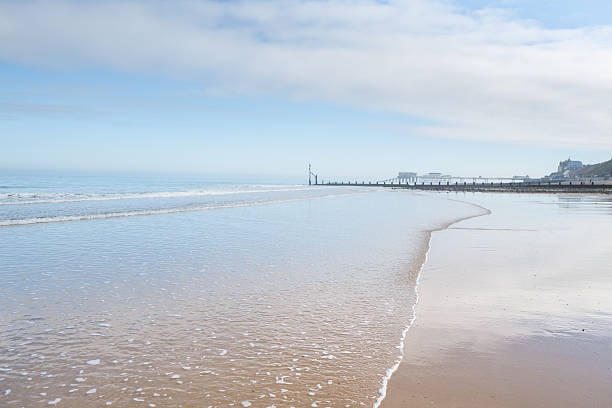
[0,173,483,407]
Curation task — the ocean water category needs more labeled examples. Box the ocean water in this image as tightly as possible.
[0,174,483,407]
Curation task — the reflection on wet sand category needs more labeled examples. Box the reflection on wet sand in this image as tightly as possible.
[382,193,612,408]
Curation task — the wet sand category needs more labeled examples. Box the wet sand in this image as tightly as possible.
[382,193,612,408]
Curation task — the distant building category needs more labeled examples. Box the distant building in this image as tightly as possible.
[557,157,583,173]
[398,172,417,182]
[546,157,584,180]
[424,172,442,178]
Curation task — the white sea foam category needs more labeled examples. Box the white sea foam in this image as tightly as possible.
[275,376,292,384]
[0,187,309,206]
[371,244,427,408]
[0,192,357,227]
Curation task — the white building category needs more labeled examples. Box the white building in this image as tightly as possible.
[398,172,417,182]
[557,158,583,173]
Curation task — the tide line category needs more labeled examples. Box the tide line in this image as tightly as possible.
[373,199,491,408]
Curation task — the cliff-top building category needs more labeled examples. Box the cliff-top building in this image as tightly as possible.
[557,157,583,173]
[547,157,584,180]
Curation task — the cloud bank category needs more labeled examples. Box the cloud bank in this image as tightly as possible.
[2,0,612,148]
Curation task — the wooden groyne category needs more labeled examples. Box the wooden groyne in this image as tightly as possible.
[323,181,612,194]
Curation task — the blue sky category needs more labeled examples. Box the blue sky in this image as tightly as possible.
[1,0,612,182]
[457,0,612,28]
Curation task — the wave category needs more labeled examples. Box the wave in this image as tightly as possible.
[0,192,356,227]
[0,187,310,206]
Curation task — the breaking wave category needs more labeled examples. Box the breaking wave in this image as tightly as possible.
[0,192,355,227]
[0,187,308,206]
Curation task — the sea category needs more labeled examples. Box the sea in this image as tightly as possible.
[0,173,485,407]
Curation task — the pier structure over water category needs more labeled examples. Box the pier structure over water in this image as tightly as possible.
[307,165,612,192]
[319,179,612,193]
[378,174,527,185]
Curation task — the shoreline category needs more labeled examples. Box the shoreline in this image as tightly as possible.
[380,192,612,408]
[374,197,492,408]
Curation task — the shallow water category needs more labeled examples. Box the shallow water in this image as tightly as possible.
[0,175,482,407]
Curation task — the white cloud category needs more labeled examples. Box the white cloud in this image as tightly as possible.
[2,0,612,148]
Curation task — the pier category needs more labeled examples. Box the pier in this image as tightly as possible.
[307,165,612,193]
[320,180,612,193]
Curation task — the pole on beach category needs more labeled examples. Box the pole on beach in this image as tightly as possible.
[308,164,311,186]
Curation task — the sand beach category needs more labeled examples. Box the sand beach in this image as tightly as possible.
[382,193,612,408]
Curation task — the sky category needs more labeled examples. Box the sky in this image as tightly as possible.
[2,0,612,182]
